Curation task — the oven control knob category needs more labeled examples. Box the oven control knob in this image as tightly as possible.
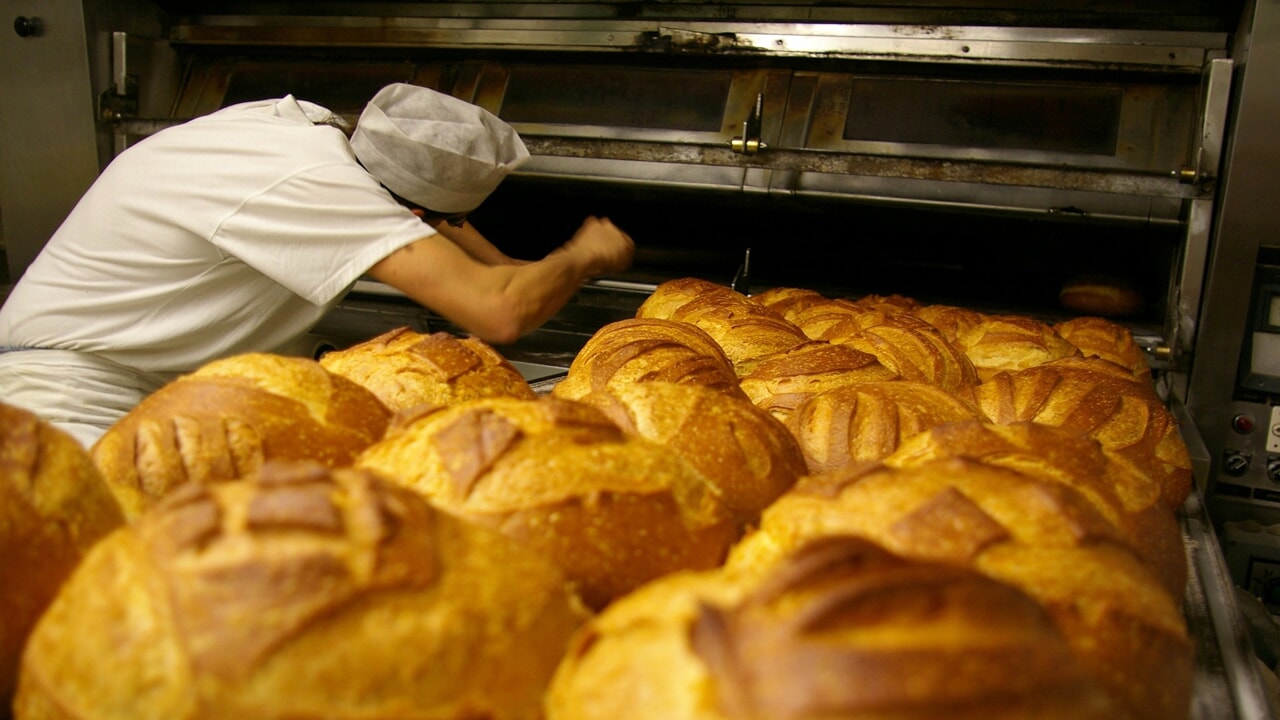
[1268,457,1280,484]
[13,16,42,38]
[1223,450,1251,477]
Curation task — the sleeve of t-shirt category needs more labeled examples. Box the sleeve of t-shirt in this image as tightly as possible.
[210,162,432,306]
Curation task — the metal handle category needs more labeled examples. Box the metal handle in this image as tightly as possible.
[730,93,768,155]
[13,16,42,38]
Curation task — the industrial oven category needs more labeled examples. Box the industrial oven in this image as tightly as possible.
[2,0,1279,717]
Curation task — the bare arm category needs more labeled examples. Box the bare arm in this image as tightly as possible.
[431,219,529,266]
[367,216,634,345]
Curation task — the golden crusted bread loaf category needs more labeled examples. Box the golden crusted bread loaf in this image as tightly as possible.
[635,276,739,320]
[1053,316,1152,377]
[0,402,125,708]
[784,381,988,473]
[637,278,812,376]
[577,381,807,529]
[726,459,1193,720]
[912,303,990,343]
[356,396,739,610]
[849,292,924,314]
[824,320,981,393]
[547,534,1120,720]
[883,419,1185,597]
[973,358,1193,510]
[1059,274,1145,318]
[666,292,811,376]
[750,287,864,341]
[14,461,588,720]
[952,314,1083,381]
[90,353,390,519]
[737,341,899,423]
[319,327,535,412]
[552,318,744,403]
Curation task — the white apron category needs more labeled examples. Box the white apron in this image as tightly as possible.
[0,350,168,450]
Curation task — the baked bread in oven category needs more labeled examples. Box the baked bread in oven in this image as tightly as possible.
[356,396,739,611]
[782,380,988,473]
[91,353,390,518]
[635,276,740,320]
[0,402,125,708]
[750,287,864,341]
[1053,315,1152,377]
[823,320,981,393]
[973,358,1192,510]
[726,458,1194,720]
[547,534,1120,720]
[737,341,899,424]
[14,461,588,720]
[665,292,811,376]
[577,381,807,530]
[952,313,1083,381]
[319,326,535,413]
[884,419,1185,597]
[552,317,743,403]
[912,302,990,344]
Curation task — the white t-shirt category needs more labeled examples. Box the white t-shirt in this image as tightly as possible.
[0,95,432,375]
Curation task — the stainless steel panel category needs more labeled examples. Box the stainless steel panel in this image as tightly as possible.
[1189,0,1280,514]
[0,0,100,281]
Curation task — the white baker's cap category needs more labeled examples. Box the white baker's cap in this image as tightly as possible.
[350,83,529,213]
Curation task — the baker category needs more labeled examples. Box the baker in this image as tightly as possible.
[0,83,634,448]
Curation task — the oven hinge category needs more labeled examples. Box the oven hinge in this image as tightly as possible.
[730,93,768,155]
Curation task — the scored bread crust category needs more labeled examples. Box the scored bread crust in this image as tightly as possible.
[667,293,811,376]
[319,327,535,412]
[824,320,981,393]
[952,314,1083,382]
[725,458,1194,720]
[883,419,1185,597]
[14,462,588,720]
[547,535,1120,720]
[973,359,1193,510]
[783,381,988,473]
[0,403,125,708]
[553,318,745,402]
[577,381,808,529]
[356,396,740,611]
[738,341,900,424]
[90,353,390,519]
[1052,316,1152,377]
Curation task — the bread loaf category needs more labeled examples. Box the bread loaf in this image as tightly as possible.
[319,327,535,412]
[667,292,811,376]
[547,534,1120,720]
[824,321,981,393]
[973,359,1193,510]
[577,381,807,529]
[552,318,744,403]
[636,278,816,376]
[1053,316,1151,377]
[848,292,923,314]
[783,381,988,473]
[952,314,1082,381]
[883,419,1185,597]
[737,341,899,423]
[1059,275,1145,317]
[636,276,739,320]
[91,353,390,519]
[750,287,864,341]
[0,402,125,709]
[912,303,990,343]
[14,461,588,720]
[726,458,1194,720]
[356,396,739,610]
